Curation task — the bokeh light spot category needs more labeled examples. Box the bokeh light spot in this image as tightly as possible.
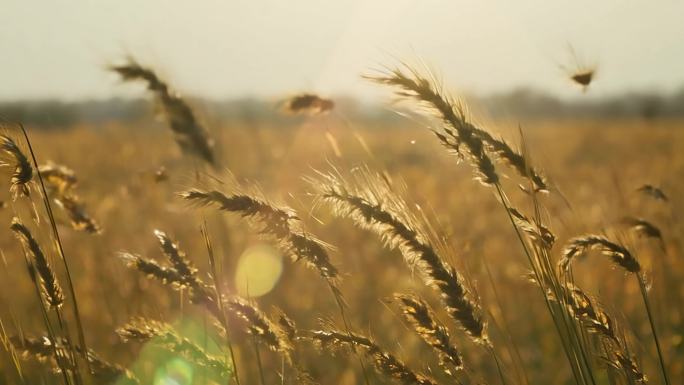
[235,244,283,297]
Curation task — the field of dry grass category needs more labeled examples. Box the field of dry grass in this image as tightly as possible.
[1,73,683,385]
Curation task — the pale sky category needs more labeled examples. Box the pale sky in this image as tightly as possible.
[1,0,683,102]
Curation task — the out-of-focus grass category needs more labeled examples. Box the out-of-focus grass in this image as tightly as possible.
[1,115,682,384]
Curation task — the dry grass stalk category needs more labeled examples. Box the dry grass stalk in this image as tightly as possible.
[367,66,547,191]
[311,170,487,344]
[508,208,556,249]
[560,284,647,384]
[468,127,548,192]
[54,195,101,234]
[394,293,463,371]
[621,217,663,242]
[276,309,298,344]
[180,188,338,279]
[38,162,77,195]
[10,335,139,384]
[117,318,231,379]
[310,329,438,385]
[612,352,648,384]
[110,58,215,165]
[636,185,668,202]
[1,134,33,198]
[120,231,216,309]
[10,218,64,308]
[119,252,186,287]
[559,235,641,274]
[366,67,497,185]
[225,297,293,361]
[154,229,200,287]
[283,94,334,115]
[39,162,100,234]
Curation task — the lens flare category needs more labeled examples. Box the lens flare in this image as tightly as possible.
[153,357,193,385]
[235,244,283,297]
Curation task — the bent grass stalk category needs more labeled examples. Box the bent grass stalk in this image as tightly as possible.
[200,223,241,385]
[368,65,597,385]
[560,235,670,385]
[15,124,90,376]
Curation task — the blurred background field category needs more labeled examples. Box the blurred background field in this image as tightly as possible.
[1,109,682,383]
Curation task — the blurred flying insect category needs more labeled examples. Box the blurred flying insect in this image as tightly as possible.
[282,93,334,115]
[562,45,597,92]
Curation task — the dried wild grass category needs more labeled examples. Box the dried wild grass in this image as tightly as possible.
[119,231,215,309]
[310,170,487,344]
[559,235,641,274]
[560,283,647,384]
[117,318,231,379]
[38,162,77,195]
[54,194,101,234]
[508,208,556,249]
[310,329,438,385]
[10,335,139,385]
[39,162,100,234]
[394,293,463,371]
[10,218,64,308]
[283,94,334,115]
[366,65,547,191]
[621,217,663,242]
[121,231,293,363]
[225,297,293,361]
[110,58,215,165]
[636,184,668,202]
[1,134,33,198]
[180,188,339,280]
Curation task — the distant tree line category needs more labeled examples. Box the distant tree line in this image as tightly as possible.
[2,88,684,129]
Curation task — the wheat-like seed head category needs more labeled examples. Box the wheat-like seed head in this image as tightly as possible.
[543,281,648,384]
[366,67,498,186]
[225,297,292,361]
[562,283,618,343]
[38,162,77,195]
[275,308,298,343]
[612,352,648,384]
[10,335,140,384]
[559,235,640,273]
[635,184,667,202]
[54,194,101,234]
[310,170,487,345]
[1,134,33,198]
[118,247,215,312]
[508,208,555,249]
[118,318,231,378]
[119,252,184,286]
[394,293,463,371]
[110,58,215,165]
[180,187,339,279]
[368,65,550,191]
[310,329,438,385]
[621,217,663,242]
[154,230,199,285]
[10,218,64,308]
[282,93,334,115]
[36,161,101,234]
[180,188,294,236]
